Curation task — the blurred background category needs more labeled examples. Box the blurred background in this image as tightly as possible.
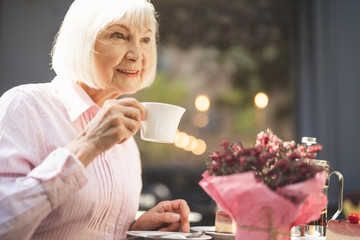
[1,0,360,226]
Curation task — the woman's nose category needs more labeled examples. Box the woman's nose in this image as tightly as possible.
[126,42,142,61]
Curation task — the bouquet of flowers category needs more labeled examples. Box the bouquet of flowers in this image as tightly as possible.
[199,129,328,240]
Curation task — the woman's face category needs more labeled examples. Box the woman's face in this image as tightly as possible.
[94,20,156,96]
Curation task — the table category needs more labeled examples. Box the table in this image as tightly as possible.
[291,237,325,240]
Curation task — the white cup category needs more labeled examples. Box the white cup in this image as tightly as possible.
[140,102,186,143]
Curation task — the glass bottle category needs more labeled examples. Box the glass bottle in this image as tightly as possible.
[301,137,343,236]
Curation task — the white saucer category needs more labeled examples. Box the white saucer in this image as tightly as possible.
[190,226,235,240]
[127,231,212,240]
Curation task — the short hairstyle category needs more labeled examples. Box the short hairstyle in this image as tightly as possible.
[51,0,158,89]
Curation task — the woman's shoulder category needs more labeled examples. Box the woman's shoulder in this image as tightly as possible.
[2,81,62,105]
[0,82,58,118]
[1,82,52,102]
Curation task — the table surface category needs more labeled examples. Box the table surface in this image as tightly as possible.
[122,236,326,240]
[291,237,325,240]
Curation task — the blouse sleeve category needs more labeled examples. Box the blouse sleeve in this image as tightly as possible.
[0,87,88,240]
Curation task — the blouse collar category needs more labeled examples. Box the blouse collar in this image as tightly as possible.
[52,76,100,122]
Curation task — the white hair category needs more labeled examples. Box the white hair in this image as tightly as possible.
[51,0,158,89]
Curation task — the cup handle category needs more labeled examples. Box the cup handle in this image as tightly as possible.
[328,171,344,220]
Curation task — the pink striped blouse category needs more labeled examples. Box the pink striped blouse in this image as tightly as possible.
[0,76,142,239]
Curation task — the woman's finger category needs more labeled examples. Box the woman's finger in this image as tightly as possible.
[156,212,181,223]
[155,200,190,233]
[161,200,190,221]
[120,106,142,121]
[117,98,146,120]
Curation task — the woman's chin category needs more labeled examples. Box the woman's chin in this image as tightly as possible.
[122,83,142,94]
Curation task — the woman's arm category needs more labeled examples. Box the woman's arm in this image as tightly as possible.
[0,148,87,240]
[0,88,88,240]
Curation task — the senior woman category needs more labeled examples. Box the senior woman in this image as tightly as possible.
[0,0,190,239]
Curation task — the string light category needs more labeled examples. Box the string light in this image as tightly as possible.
[193,112,209,128]
[195,95,210,112]
[174,131,207,155]
[191,139,207,155]
[254,92,269,109]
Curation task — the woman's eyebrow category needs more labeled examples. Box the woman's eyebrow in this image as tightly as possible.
[107,24,153,34]
[143,29,152,34]
[106,24,129,31]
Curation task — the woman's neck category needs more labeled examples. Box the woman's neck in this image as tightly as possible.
[76,81,119,107]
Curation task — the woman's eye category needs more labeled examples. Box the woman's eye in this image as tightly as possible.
[111,32,125,39]
[142,37,151,44]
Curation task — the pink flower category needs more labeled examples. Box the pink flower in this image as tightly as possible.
[205,129,325,190]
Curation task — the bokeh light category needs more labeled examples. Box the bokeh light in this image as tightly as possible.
[254,92,269,109]
[184,135,196,151]
[191,139,207,155]
[255,111,266,126]
[193,112,209,128]
[174,131,207,155]
[195,95,210,112]
[174,132,189,148]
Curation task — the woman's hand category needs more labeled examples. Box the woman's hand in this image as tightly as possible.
[130,199,190,233]
[66,98,146,166]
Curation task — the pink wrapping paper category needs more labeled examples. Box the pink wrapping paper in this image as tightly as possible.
[199,171,328,240]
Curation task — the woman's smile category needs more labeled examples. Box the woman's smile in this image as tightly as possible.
[116,69,140,78]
